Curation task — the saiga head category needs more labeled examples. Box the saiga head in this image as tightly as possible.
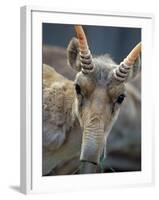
[67,25,141,173]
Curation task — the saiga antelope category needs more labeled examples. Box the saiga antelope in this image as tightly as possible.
[43,25,141,175]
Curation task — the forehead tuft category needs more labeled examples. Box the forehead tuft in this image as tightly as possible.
[75,55,118,88]
[92,56,116,86]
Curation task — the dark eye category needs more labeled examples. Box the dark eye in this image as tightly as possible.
[75,84,81,95]
[116,94,125,104]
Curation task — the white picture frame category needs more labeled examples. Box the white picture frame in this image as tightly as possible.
[20,6,154,194]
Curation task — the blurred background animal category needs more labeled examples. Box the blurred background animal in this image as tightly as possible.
[42,25,141,175]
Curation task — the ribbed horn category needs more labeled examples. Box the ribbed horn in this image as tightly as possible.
[113,42,141,82]
[74,25,94,74]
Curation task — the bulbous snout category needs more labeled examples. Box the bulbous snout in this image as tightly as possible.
[80,117,105,174]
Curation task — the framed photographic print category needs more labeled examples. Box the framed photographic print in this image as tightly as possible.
[20,6,154,194]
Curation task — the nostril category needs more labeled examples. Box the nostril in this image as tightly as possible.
[80,161,97,174]
[57,124,63,128]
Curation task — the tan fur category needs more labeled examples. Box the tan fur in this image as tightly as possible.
[43,64,82,175]
[43,45,141,174]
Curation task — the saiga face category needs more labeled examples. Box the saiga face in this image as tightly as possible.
[67,26,141,173]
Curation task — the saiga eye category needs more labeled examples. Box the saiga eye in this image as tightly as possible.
[116,94,125,104]
[75,84,81,95]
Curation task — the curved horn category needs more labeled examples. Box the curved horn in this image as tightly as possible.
[113,42,141,82]
[74,25,94,74]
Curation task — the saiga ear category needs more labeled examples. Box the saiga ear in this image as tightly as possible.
[67,25,94,74]
[127,54,141,81]
[67,37,82,72]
